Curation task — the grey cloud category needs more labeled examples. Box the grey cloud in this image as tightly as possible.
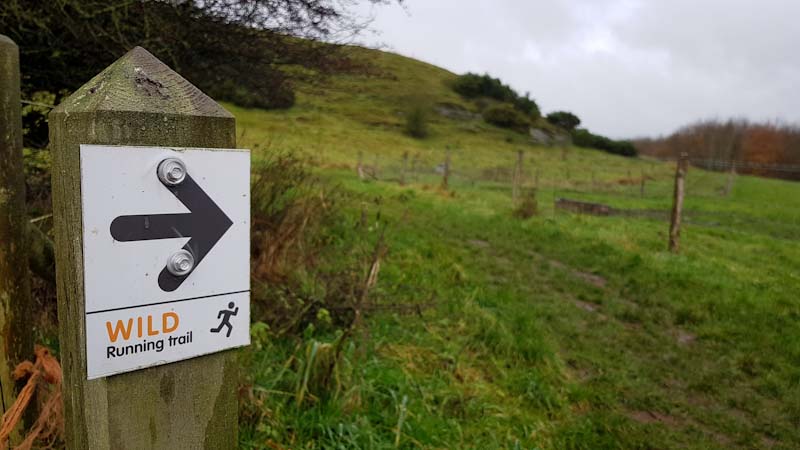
[355,0,800,138]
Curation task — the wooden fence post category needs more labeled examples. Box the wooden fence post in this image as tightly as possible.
[668,152,689,253]
[535,168,540,190]
[640,168,645,198]
[357,151,365,180]
[441,146,451,190]
[50,47,238,449]
[400,151,408,186]
[0,34,33,441]
[512,150,523,202]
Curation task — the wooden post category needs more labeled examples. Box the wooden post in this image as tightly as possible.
[399,151,408,186]
[441,146,451,190]
[373,154,379,179]
[0,34,33,440]
[512,150,523,202]
[535,168,540,190]
[668,153,689,253]
[411,153,418,181]
[50,47,238,449]
[640,168,645,198]
[357,151,365,180]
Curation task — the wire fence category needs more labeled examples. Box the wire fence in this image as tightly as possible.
[344,149,800,241]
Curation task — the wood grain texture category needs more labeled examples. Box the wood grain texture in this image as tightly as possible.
[669,153,689,253]
[0,34,33,440]
[50,46,238,450]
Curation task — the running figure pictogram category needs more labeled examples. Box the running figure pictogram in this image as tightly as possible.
[210,302,239,337]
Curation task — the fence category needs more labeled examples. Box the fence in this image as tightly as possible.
[341,148,800,242]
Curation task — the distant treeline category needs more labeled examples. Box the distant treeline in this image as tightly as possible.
[635,119,800,180]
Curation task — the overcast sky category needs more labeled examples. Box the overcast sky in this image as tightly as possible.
[353,0,800,138]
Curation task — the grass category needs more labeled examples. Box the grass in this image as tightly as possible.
[234,46,800,449]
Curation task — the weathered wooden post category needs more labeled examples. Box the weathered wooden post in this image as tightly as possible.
[535,168,540,190]
[410,153,419,181]
[357,151,365,180]
[640,168,645,198]
[399,151,408,186]
[512,150,523,202]
[668,152,689,253]
[441,146,451,190]
[0,34,33,434]
[50,47,248,449]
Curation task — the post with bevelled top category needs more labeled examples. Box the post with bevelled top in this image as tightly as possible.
[50,47,239,449]
[668,152,689,253]
[0,34,34,441]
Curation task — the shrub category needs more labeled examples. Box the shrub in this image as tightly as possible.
[546,111,581,131]
[482,104,530,132]
[250,152,385,333]
[404,105,430,138]
[514,189,539,219]
[571,128,637,157]
[452,73,539,117]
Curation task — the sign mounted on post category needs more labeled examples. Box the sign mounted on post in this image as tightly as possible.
[80,145,250,380]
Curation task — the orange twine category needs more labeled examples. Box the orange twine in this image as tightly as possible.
[0,345,63,450]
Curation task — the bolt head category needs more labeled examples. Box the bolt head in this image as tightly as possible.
[158,158,187,186]
[166,250,194,276]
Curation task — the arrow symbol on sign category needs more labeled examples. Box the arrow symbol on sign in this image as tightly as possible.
[110,173,233,292]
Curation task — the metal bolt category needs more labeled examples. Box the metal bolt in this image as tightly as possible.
[157,158,187,186]
[166,250,194,276]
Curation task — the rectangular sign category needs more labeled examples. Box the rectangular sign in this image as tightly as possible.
[80,145,250,379]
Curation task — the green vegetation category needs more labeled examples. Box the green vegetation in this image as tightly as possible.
[404,103,430,139]
[546,111,581,131]
[451,72,540,118]
[229,45,800,449]
[482,103,531,132]
[571,128,638,157]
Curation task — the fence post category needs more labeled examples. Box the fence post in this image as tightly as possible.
[0,34,33,441]
[400,151,408,186]
[357,151,365,180]
[535,168,540,190]
[640,168,645,198]
[441,146,451,190]
[512,150,523,201]
[668,152,689,253]
[50,47,239,449]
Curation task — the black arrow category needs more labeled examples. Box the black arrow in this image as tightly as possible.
[110,173,233,292]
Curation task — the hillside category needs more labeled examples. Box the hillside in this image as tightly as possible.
[232,46,800,449]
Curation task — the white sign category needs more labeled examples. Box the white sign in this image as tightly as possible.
[80,145,250,379]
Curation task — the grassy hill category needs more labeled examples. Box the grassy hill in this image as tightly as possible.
[231,47,800,449]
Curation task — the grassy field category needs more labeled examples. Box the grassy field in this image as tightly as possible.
[232,47,800,449]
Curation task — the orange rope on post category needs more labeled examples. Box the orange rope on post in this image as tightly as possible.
[0,346,63,450]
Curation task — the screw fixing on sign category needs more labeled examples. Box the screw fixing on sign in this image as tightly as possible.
[166,249,195,276]
[157,157,187,186]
